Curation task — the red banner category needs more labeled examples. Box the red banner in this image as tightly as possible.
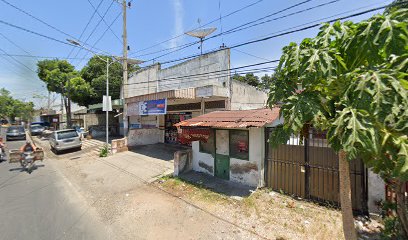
[178,127,211,144]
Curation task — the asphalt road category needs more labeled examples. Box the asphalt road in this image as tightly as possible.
[0,131,109,240]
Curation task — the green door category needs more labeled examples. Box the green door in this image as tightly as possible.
[215,154,230,180]
[215,130,230,180]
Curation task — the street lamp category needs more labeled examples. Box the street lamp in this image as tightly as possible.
[67,39,115,151]
[67,39,143,152]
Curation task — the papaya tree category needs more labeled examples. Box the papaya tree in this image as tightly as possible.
[268,5,407,240]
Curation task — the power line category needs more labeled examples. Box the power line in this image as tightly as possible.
[86,0,122,44]
[0,46,36,73]
[0,56,34,80]
[71,0,116,64]
[0,19,76,47]
[228,3,396,50]
[0,0,78,41]
[0,32,40,61]
[129,0,266,56]
[210,0,340,39]
[66,0,106,59]
[76,10,122,67]
[150,2,395,66]
[123,60,279,87]
[0,53,90,60]
[232,49,272,61]
[94,66,277,94]
[135,0,333,61]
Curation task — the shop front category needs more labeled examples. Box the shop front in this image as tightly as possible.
[125,88,229,147]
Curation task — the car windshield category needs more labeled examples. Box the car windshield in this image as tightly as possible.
[31,125,43,130]
[8,127,24,132]
[57,130,78,140]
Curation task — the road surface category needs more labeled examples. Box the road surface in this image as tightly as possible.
[0,132,109,240]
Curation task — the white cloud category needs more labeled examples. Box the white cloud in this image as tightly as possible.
[169,0,184,48]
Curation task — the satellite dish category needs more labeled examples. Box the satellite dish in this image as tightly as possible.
[185,27,217,54]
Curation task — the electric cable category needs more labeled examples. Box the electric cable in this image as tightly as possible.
[66,0,106,58]
[72,0,116,63]
[129,0,266,56]
[87,0,122,44]
[0,19,76,47]
[136,0,336,61]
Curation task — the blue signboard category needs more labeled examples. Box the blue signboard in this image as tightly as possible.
[139,99,167,115]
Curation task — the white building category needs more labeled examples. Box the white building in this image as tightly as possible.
[124,48,269,146]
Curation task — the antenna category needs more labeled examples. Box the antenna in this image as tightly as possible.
[185,22,217,55]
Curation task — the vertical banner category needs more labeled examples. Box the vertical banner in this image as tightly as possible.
[139,99,167,115]
[102,95,112,112]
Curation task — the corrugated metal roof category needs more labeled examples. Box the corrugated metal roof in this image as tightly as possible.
[175,108,280,128]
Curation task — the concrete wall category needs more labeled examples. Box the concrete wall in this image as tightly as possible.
[127,49,230,98]
[368,170,385,214]
[229,128,263,187]
[127,64,160,98]
[230,80,268,110]
[174,149,193,176]
[192,141,214,175]
[74,113,117,129]
[191,128,264,187]
[127,128,162,146]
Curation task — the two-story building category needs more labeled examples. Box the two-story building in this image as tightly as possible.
[124,48,269,146]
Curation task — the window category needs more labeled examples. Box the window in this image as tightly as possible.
[229,130,249,160]
[57,130,78,140]
[199,129,215,154]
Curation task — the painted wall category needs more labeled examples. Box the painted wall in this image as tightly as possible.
[126,49,230,98]
[367,170,385,214]
[127,64,160,98]
[127,128,162,146]
[192,141,214,175]
[229,128,264,187]
[191,128,264,187]
[230,80,268,110]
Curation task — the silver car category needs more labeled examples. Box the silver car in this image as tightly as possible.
[6,126,26,141]
[49,129,82,154]
[30,124,45,136]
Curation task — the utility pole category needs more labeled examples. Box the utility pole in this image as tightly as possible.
[122,0,129,137]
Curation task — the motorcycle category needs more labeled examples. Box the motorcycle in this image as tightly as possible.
[20,151,35,173]
[8,147,44,173]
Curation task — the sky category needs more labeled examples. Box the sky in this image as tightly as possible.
[0,0,392,108]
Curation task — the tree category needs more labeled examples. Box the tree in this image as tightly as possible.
[0,88,34,122]
[232,73,260,88]
[37,59,79,127]
[80,55,139,106]
[259,74,276,90]
[268,6,407,240]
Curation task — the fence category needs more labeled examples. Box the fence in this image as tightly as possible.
[265,127,368,213]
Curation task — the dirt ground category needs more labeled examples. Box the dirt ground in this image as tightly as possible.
[36,137,382,240]
[154,177,346,240]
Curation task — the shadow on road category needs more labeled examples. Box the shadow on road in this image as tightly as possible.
[9,164,45,172]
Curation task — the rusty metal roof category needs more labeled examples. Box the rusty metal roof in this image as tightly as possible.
[175,108,280,128]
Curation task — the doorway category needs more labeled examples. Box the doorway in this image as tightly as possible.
[214,130,230,180]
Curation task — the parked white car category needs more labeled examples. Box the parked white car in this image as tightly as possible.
[49,129,82,154]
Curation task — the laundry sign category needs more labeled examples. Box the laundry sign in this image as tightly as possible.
[139,99,167,115]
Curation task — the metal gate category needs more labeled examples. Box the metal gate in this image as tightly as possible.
[265,128,368,213]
